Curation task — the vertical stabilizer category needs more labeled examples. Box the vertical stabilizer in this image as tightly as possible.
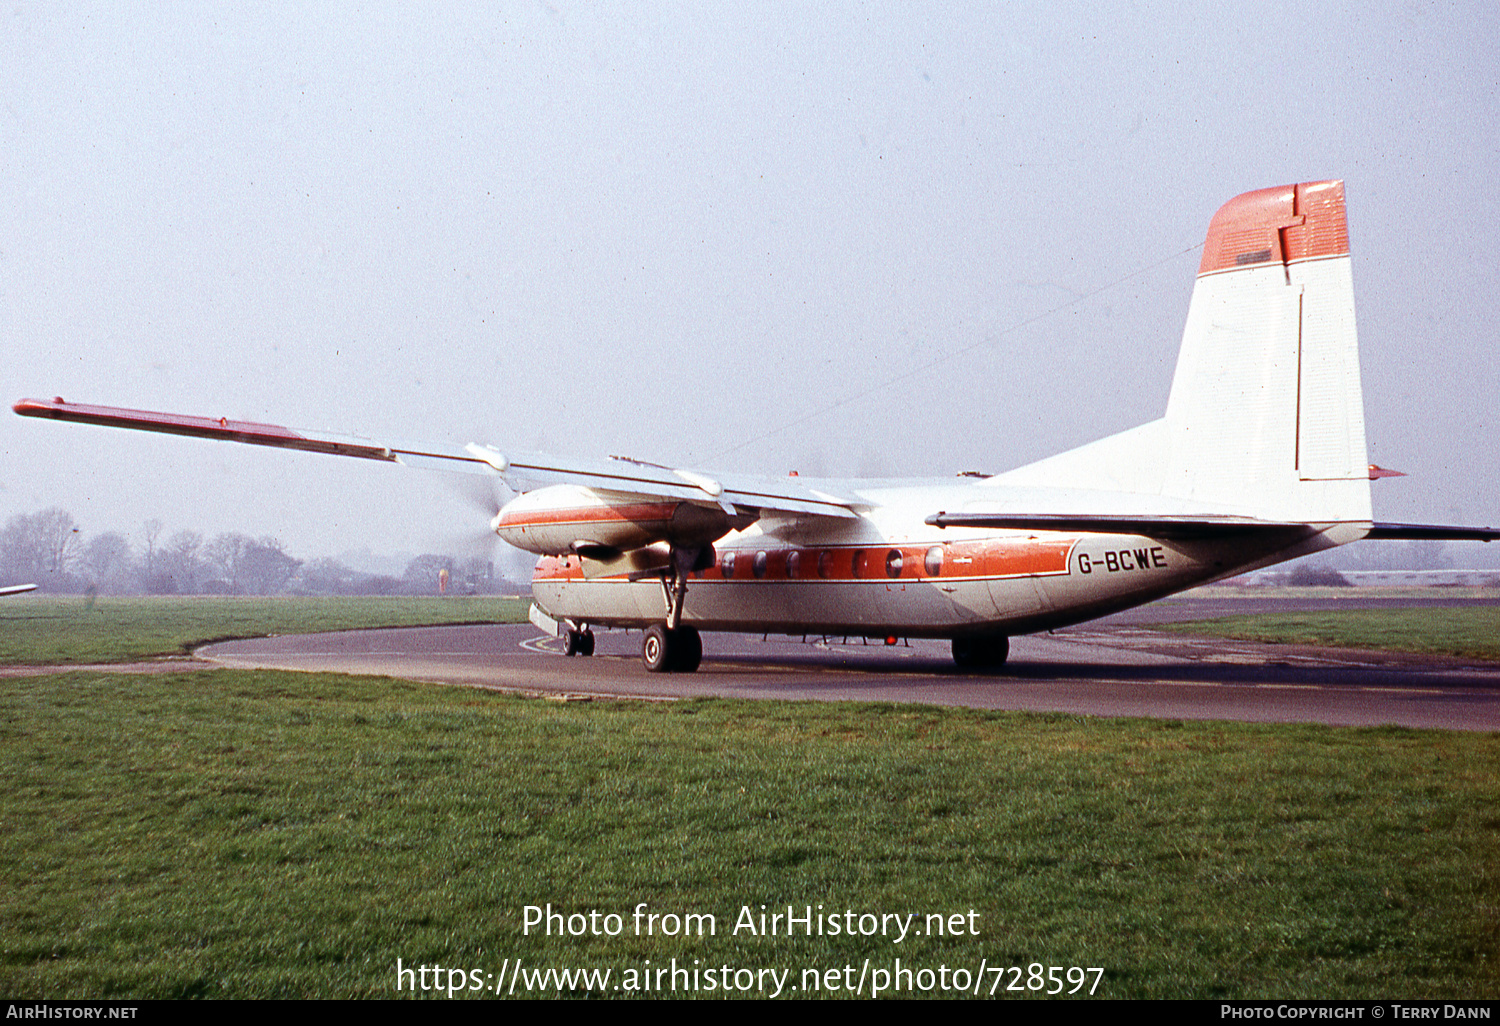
[1162,180,1371,523]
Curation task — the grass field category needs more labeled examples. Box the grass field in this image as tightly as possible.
[1,595,1498,999]
[3,668,1497,999]
[0,594,530,665]
[1158,607,1500,662]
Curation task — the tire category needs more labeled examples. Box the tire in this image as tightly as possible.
[952,635,1009,670]
[563,630,582,657]
[671,626,702,673]
[578,631,595,657]
[642,624,672,672]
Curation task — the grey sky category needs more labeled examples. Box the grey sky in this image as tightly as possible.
[3,2,1497,564]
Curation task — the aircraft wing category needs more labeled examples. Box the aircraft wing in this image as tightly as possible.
[0,584,38,597]
[13,397,858,519]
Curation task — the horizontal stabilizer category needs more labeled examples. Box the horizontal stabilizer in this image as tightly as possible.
[1366,523,1500,542]
[925,512,1317,540]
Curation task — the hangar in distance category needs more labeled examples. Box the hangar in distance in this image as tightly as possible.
[16,180,1498,672]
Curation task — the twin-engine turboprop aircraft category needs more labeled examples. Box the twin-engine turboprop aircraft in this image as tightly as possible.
[15,181,1498,671]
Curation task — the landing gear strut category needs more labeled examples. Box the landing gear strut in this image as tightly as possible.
[641,546,708,673]
[952,635,1009,670]
[642,623,702,673]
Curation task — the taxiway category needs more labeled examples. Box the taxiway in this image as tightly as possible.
[201,596,1500,732]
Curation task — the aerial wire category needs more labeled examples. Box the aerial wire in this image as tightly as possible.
[706,240,1204,465]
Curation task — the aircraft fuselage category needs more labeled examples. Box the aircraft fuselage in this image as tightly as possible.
[528,480,1357,639]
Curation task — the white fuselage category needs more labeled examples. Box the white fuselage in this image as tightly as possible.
[528,479,1357,639]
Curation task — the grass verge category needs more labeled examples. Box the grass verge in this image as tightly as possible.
[1157,607,1500,662]
[0,595,530,665]
[2,668,1497,999]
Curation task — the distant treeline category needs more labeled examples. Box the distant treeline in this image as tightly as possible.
[0,508,505,596]
[4,505,1493,596]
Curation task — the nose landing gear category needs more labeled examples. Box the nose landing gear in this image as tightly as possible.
[562,629,595,657]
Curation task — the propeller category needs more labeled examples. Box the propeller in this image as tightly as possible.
[429,460,531,589]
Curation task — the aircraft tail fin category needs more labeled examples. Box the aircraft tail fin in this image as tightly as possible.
[1161,180,1370,523]
[995,181,1371,528]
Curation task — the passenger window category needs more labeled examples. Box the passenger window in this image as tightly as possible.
[753,551,768,579]
[720,551,736,579]
[885,548,903,579]
[786,550,801,578]
[925,546,943,577]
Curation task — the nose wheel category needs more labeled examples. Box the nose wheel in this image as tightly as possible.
[642,623,702,673]
[563,629,595,657]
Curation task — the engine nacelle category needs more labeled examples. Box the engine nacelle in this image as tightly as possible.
[493,484,751,556]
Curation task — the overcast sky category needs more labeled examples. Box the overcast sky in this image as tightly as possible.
[3,1,1497,567]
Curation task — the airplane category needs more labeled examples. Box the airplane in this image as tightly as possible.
[15,180,1499,672]
[0,584,38,597]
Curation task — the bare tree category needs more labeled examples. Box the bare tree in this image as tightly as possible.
[156,530,203,593]
[1,508,80,589]
[81,532,134,593]
[203,533,252,594]
[36,508,80,575]
[141,518,163,580]
[0,513,41,580]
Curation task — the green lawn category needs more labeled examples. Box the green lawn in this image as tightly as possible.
[1157,607,1500,662]
[2,667,1497,999]
[0,594,529,665]
[2,595,1497,999]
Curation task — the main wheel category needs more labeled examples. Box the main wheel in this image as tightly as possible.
[642,624,672,672]
[952,635,1010,670]
[577,630,595,657]
[671,626,702,673]
[563,630,584,657]
[642,624,703,673]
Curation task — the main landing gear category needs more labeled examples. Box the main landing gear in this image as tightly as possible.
[642,623,702,673]
[951,635,1009,670]
[639,545,708,673]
